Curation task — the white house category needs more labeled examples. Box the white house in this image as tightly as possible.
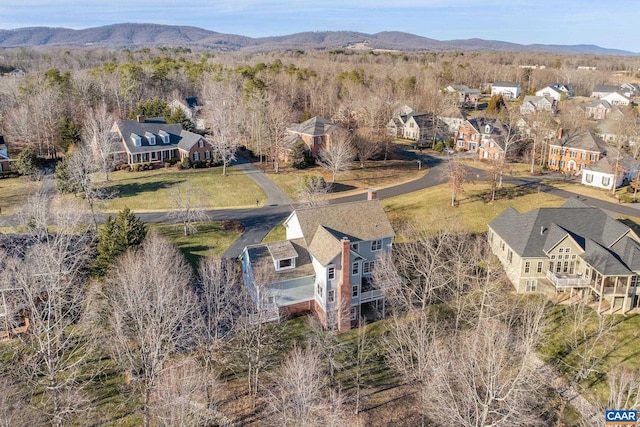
[491,81,521,100]
[602,92,631,106]
[535,85,564,102]
[581,147,639,190]
[240,190,394,330]
[520,95,557,115]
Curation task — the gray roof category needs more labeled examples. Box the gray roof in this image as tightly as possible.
[246,238,315,282]
[593,85,620,93]
[114,119,211,154]
[489,199,640,275]
[550,130,608,153]
[584,148,637,174]
[587,99,612,109]
[493,81,520,88]
[289,116,338,137]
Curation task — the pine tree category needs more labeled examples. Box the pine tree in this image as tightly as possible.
[94,207,147,276]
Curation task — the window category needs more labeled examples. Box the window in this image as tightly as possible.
[193,152,200,161]
[537,261,543,273]
[590,153,598,161]
[551,147,557,155]
[559,248,564,253]
[266,296,275,304]
[328,267,335,280]
[602,176,611,187]
[371,240,382,251]
[551,255,556,259]
[581,152,587,160]
[550,159,557,166]
[526,279,537,292]
[350,307,357,321]
[507,250,513,263]
[278,258,293,269]
[569,151,576,158]
[565,248,570,253]
[351,243,359,251]
[328,290,335,303]
[363,261,375,274]
[524,261,530,273]
[560,149,566,156]
[352,262,359,275]
[494,152,500,160]
[205,150,211,159]
[352,285,359,297]
[317,283,323,298]
[559,160,565,168]
[198,139,204,148]
[151,151,158,160]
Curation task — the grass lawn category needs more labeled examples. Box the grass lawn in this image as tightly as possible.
[382,182,565,234]
[0,176,39,215]
[151,220,242,270]
[262,219,286,243]
[92,166,265,213]
[266,159,427,201]
[543,178,631,203]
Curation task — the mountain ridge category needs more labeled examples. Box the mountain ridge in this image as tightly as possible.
[0,23,634,55]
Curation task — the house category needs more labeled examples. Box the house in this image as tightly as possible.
[444,85,482,107]
[602,92,631,106]
[287,116,339,157]
[585,99,612,120]
[596,116,640,146]
[581,147,639,190]
[520,95,557,115]
[0,136,11,171]
[591,85,621,98]
[491,81,521,100]
[620,83,640,98]
[455,117,511,159]
[488,199,640,313]
[535,85,565,102]
[240,190,394,330]
[387,111,448,144]
[547,130,608,173]
[112,116,215,166]
[7,68,26,77]
[439,108,467,133]
[169,96,205,130]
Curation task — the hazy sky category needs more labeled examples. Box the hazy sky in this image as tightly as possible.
[1,0,638,52]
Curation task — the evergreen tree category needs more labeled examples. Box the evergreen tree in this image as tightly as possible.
[94,207,147,276]
[54,156,79,194]
[128,97,172,121]
[14,147,42,179]
[57,116,82,152]
[168,108,195,132]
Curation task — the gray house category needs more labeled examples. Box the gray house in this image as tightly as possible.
[489,199,640,313]
[240,190,394,330]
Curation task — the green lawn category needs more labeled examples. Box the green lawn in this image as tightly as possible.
[152,220,242,270]
[0,176,38,215]
[382,182,565,234]
[93,166,265,212]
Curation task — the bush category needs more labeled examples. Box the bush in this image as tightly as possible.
[119,164,130,171]
[181,158,191,169]
[164,162,171,169]
[434,141,445,152]
[175,162,183,170]
[192,160,206,169]
[167,158,179,165]
[133,163,142,172]
[619,193,636,203]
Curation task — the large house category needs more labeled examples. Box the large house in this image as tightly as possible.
[169,96,205,130]
[287,116,339,157]
[0,136,12,171]
[112,116,215,166]
[591,85,621,98]
[581,147,639,190]
[547,130,608,173]
[536,83,573,100]
[489,199,640,313]
[444,85,481,107]
[585,99,613,120]
[240,190,394,330]
[491,81,521,100]
[455,117,512,160]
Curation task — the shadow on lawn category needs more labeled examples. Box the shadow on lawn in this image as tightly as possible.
[105,179,185,198]
[329,183,357,193]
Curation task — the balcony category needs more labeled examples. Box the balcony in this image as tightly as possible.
[546,270,590,287]
[360,289,384,303]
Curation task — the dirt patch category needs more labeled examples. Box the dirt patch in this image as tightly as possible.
[221,219,244,233]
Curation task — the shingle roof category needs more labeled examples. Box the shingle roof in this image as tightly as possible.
[584,148,637,174]
[289,116,338,137]
[587,99,612,109]
[489,200,638,275]
[593,85,620,93]
[550,130,608,153]
[246,238,315,282]
[114,119,211,155]
[493,81,520,88]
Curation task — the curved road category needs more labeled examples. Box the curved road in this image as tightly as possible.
[3,152,640,259]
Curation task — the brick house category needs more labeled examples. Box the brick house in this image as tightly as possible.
[547,130,608,174]
[286,116,339,157]
[240,190,394,330]
[112,116,215,166]
[455,117,511,160]
[489,198,640,313]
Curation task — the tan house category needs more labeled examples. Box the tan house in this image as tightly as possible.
[489,199,640,313]
[112,116,215,166]
[240,190,394,330]
[585,99,612,120]
[547,130,608,173]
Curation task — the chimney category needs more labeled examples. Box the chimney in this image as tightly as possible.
[337,237,352,331]
[557,128,563,139]
[136,115,146,123]
[540,226,546,236]
[367,188,378,201]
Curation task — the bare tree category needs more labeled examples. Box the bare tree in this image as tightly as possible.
[66,142,102,232]
[605,366,640,411]
[352,129,381,169]
[317,129,355,182]
[264,96,295,174]
[168,181,209,236]
[295,175,331,207]
[448,155,467,207]
[5,193,95,427]
[84,102,120,182]
[201,80,242,177]
[105,232,196,427]
[352,318,373,415]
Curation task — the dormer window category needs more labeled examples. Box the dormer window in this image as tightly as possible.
[131,133,142,147]
[159,130,170,144]
[277,258,294,270]
[485,124,492,133]
[145,132,156,145]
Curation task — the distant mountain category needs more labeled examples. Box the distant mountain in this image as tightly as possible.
[0,24,635,56]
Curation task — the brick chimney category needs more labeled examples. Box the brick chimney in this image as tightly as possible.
[367,188,378,201]
[136,115,146,123]
[337,237,352,331]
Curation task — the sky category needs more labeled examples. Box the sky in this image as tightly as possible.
[0,0,638,52]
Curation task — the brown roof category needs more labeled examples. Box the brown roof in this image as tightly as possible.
[308,225,343,266]
[267,240,299,260]
[246,238,315,282]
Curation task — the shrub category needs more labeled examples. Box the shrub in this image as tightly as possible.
[175,162,183,170]
[181,158,191,169]
[164,162,171,169]
[434,141,445,152]
[133,163,142,172]
[119,164,130,171]
[619,193,636,203]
